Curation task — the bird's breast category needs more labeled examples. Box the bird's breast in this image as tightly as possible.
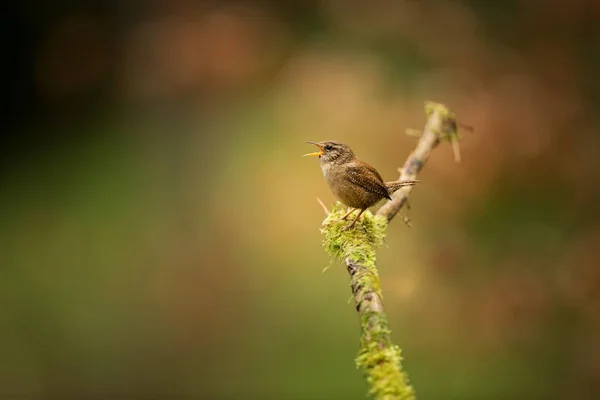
[319,159,331,175]
[321,163,378,209]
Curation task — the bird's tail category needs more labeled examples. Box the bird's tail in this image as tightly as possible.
[385,179,419,195]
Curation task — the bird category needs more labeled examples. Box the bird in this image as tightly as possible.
[304,140,418,229]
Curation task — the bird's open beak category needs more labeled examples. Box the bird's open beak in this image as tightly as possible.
[303,141,324,157]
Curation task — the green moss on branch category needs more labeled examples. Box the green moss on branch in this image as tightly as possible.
[322,203,387,269]
[318,102,459,399]
[322,203,415,400]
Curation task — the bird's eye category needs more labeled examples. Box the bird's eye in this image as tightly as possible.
[324,144,333,151]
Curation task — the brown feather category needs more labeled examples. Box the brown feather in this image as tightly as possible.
[344,162,391,201]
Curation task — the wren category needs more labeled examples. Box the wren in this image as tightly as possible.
[304,141,418,229]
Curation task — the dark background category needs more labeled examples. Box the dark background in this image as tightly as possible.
[2,0,600,398]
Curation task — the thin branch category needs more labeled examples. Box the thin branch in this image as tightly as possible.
[377,102,458,221]
[320,102,460,400]
[317,197,330,214]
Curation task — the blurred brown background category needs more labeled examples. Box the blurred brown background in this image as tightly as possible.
[2,0,600,399]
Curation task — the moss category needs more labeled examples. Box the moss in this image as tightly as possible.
[321,203,387,267]
[321,203,387,300]
[356,313,415,400]
[425,101,462,162]
[321,202,415,399]
[425,102,461,140]
[425,101,452,119]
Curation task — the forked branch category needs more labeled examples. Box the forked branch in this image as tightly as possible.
[320,102,462,400]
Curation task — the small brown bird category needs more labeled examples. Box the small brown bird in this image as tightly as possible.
[304,141,418,229]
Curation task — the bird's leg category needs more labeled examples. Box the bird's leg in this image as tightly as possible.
[345,209,366,230]
[340,207,356,220]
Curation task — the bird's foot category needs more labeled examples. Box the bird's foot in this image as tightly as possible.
[342,221,357,231]
[342,209,366,230]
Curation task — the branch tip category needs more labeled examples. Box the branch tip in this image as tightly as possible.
[451,137,462,163]
[405,128,422,138]
[316,197,330,215]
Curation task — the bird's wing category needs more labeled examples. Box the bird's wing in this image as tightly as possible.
[345,163,391,201]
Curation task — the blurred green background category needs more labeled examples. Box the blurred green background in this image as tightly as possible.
[3,0,600,399]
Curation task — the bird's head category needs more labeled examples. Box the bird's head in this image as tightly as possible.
[303,141,355,165]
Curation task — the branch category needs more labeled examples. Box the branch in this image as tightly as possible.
[377,102,460,222]
[320,102,460,400]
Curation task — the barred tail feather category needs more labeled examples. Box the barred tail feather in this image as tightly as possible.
[384,180,419,195]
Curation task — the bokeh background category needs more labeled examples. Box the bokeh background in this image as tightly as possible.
[3,0,600,399]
